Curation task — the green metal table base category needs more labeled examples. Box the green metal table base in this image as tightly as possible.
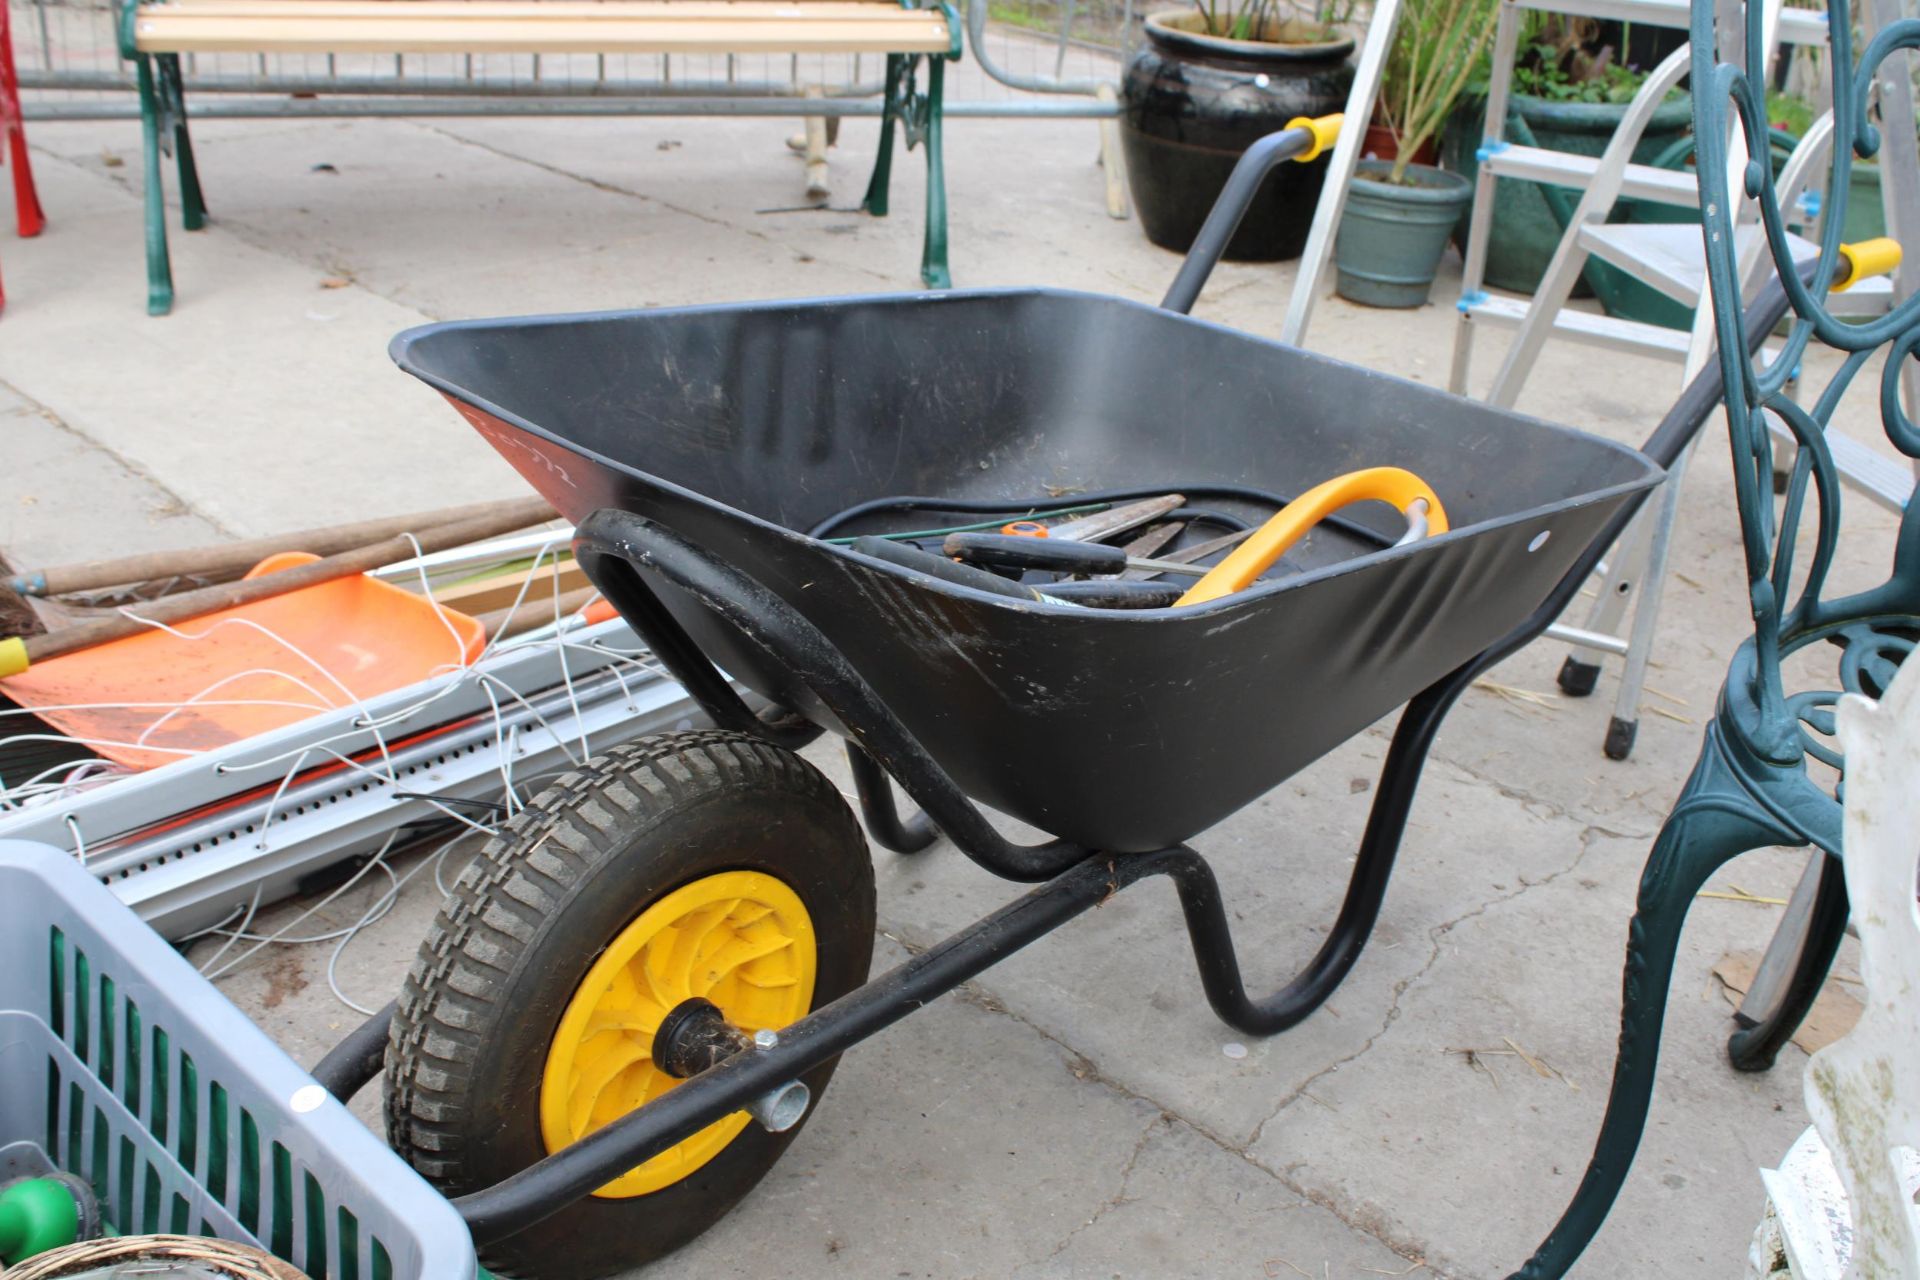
[1506,0,1920,1271]
[1513,715,1816,1278]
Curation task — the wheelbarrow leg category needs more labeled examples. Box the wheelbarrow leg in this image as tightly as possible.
[846,742,940,853]
[1509,730,1799,1280]
[1159,675,1464,1036]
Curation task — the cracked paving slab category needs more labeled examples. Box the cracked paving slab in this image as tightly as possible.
[1248,832,1827,1277]
[804,730,1611,1151]
[0,154,525,536]
[1,382,226,567]
[1011,1112,1424,1280]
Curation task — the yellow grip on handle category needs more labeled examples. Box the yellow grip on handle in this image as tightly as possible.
[1833,237,1902,292]
[1285,114,1342,163]
[1176,467,1448,607]
[0,636,28,679]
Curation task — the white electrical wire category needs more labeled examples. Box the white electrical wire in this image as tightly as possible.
[198,829,408,982]
[1,536,674,1020]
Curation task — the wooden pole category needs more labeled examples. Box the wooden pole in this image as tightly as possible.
[6,495,557,598]
[477,585,599,641]
[4,504,565,674]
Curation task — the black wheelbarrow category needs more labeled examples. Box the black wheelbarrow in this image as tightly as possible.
[314,123,1763,1279]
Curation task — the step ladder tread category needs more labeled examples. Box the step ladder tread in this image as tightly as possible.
[1461,294,1692,357]
[1515,0,1825,45]
[1481,145,1700,206]
[1575,222,1893,315]
[1769,419,1917,512]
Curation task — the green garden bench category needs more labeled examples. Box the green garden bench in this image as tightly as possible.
[117,0,959,314]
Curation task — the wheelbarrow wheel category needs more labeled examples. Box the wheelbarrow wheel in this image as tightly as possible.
[383,730,875,1280]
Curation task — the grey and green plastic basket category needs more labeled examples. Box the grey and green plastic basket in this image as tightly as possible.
[0,841,475,1280]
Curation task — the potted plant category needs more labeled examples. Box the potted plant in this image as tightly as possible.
[1331,0,1492,306]
[1439,15,1692,294]
[1120,0,1358,261]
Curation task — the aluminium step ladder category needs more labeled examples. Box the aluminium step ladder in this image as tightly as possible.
[1444,0,1910,759]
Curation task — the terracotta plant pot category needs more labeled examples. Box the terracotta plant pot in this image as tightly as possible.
[1120,10,1355,261]
[1361,122,1437,167]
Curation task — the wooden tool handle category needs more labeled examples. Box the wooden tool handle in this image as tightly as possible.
[8,495,556,597]
[6,505,563,674]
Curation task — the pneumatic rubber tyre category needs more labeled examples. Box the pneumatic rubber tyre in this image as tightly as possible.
[383,731,875,1280]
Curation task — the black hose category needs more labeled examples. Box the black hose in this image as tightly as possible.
[808,484,1391,548]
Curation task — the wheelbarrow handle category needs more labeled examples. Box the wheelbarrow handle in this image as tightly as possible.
[1159,114,1342,317]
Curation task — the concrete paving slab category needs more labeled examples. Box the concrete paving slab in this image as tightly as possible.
[1248,833,1826,1278]
[0,152,523,537]
[1,383,225,566]
[819,732,1634,1151]
[4,79,1906,1279]
[1009,1111,1424,1279]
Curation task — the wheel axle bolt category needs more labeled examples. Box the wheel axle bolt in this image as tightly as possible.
[753,1029,780,1050]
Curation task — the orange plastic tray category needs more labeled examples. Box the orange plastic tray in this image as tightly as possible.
[6,553,485,770]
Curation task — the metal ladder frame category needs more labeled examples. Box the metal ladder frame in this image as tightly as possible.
[1441,0,1861,760]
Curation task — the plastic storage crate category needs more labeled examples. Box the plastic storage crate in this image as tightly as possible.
[0,841,475,1280]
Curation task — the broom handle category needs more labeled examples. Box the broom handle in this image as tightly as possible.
[478,585,599,641]
[5,504,562,673]
[7,496,556,597]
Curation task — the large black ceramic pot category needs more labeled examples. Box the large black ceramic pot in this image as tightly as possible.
[1120,11,1354,261]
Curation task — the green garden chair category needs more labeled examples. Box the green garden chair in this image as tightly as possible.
[1510,0,1918,1274]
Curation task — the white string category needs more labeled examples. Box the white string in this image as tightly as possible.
[199,829,407,981]
[0,758,126,809]
[2,544,679,1017]
[192,883,265,977]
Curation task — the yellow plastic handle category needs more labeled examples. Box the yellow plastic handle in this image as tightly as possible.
[0,636,27,679]
[1833,237,1902,292]
[1285,114,1342,163]
[1176,467,1448,607]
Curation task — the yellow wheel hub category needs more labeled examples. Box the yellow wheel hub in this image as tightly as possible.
[539,869,817,1198]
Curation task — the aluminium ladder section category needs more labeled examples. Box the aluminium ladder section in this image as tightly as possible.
[1445,0,1819,758]
[1496,90,1850,762]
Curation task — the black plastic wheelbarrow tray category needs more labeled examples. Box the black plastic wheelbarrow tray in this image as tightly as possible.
[333,126,1769,1280]
[403,293,1653,856]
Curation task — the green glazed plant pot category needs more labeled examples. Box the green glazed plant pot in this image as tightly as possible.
[1442,91,1694,295]
[1334,160,1474,308]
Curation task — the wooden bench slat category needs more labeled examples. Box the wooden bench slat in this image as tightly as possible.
[153,0,913,11]
[133,2,952,54]
[135,27,954,55]
[144,0,913,15]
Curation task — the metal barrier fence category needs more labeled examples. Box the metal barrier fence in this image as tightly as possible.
[9,0,1134,118]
